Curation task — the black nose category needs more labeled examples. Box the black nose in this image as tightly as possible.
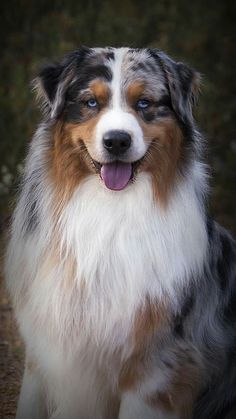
[103,130,131,156]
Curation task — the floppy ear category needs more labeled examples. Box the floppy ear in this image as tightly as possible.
[151,50,201,123]
[32,48,90,119]
[32,60,74,119]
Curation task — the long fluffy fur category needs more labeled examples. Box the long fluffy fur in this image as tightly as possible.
[5,47,236,419]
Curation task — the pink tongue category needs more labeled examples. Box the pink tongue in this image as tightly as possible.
[101,162,132,191]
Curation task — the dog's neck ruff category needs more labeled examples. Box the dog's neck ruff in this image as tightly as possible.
[6,125,208,352]
[55,166,207,344]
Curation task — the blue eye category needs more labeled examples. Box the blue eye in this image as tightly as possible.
[87,98,97,108]
[136,99,150,110]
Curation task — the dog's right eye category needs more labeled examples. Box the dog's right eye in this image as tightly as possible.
[136,99,151,110]
[87,98,98,108]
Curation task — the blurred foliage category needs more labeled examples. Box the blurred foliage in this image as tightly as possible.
[0,0,235,232]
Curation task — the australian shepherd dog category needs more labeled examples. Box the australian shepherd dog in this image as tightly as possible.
[5,47,236,419]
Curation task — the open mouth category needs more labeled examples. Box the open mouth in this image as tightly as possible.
[79,141,144,191]
[93,159,143,191]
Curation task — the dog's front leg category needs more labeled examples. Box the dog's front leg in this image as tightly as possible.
[119,392,178,419]
[16,360,47,419]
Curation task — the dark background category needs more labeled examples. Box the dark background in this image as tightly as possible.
[0,0,236,233]
[0,2,235,416]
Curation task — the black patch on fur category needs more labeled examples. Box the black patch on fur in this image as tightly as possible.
[156,95,173,109]
[194,385,236,419]
[105,51,115,60]
[217,232,235,291]
[39,64,64,103]
[63,102,84,123]
[66,64,112,100]
[82,64,112,82]
[173,293,195,338]
[223,284,236,322]
[206,216,214,238]
[156,107,173,118]
[176,116,195,143]
[140,95,174,123]
[142,110,155,122]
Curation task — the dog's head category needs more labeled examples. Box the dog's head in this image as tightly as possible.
[34,47,200,201]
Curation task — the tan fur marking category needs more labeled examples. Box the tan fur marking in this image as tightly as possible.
[50,116,102,215]
[127,81,145,105]
[133,300,168,348]
[119,300,169,390]
[66,112,104,148]
[52,122,89,195]
[89,80,110,105]
[140,117,184,205]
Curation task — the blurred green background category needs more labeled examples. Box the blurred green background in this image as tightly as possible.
[0,0,235,233]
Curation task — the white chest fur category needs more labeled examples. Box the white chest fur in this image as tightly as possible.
[56,170,207,349]
[7,167,207,359]
[6,165,208,417]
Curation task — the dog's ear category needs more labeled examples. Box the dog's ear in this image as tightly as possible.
[171,61,201,122]
[32,61,69,119]
[150,50,201,123]
[32,48,90,119]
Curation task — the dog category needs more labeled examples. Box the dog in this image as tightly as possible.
[4,47,236,419]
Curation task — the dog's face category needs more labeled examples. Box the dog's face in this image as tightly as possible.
[35,47,200,200]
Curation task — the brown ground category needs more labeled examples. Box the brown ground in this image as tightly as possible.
[0,271,24,419]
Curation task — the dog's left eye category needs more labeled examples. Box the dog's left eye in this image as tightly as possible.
[87,98,98,108]
[136,99,151,110]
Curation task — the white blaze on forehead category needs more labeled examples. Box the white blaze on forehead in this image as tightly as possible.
[110,48,129,108]
[93,48,148,163]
